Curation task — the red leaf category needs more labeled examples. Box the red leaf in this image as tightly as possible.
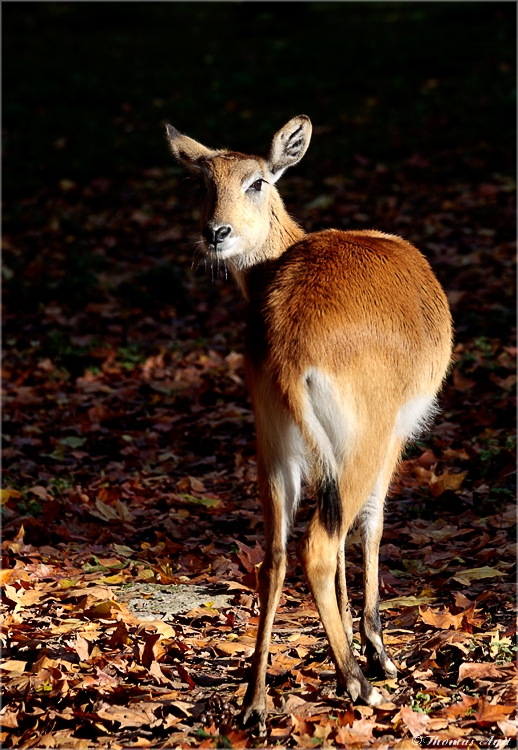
[176,664,195,689]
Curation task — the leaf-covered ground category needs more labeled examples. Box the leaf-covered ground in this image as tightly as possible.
[3,151,516,747]
[2,3,516,748]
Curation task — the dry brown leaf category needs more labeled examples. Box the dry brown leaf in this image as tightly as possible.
[420,605,466,630]
[458,662,506,683]
[0,707,19,729]
[453,369,476,390]
[219,730,249,749]
[63,584,114,600]
[148,659,170,684]
[291,714,315,737]
[107,622,131,648]
[497,719,517,737]
[166,700,194,717]
[397,705,431,737]
[428,719,449,730]
[140,619,176,638]
[438,693,482,719]
[430,469,468,496]
[28,485,51,499]
[2,659,27,673]
[421,602,486,631]
[142,632,164,667]
[335,717,376,745]
[473,698,516,725]
[452,592,472,608]
[89,497,134,523]
[96,703,157,728]
[213,640,254,657]
[313,722,333,742]
[74,634,90,661]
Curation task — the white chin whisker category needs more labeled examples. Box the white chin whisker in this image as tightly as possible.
[199,236,258,274]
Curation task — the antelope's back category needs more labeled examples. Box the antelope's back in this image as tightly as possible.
[246,229,452,409]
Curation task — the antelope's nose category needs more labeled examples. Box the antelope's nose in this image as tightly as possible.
[202,224,232,246]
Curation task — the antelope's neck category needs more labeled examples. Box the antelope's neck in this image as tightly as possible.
[233,194,306,301]
[266,204,306,259]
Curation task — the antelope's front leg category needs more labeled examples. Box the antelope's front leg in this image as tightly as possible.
[240,461,287,733]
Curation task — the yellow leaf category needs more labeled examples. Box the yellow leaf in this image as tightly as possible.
[58,579,79,589]
[451,566,506,586]
[1,489,21,504]
[101,573,128,585]
[88,599,124,618]
[0,569,16,586]
[380,594,437,610]
[490,631,513,659]
[430,470,468,497]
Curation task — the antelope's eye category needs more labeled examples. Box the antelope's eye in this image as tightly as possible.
[192,176,206,193]
[250,179,264,191]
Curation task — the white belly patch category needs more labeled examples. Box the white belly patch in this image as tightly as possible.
[395,394,438,441]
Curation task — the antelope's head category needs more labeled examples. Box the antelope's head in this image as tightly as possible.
[166,116,312,270]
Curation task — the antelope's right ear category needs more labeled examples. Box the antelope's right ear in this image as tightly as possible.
[268,115,312,182]
[166,124,217,170]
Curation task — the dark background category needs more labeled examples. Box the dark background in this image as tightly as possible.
[3,1,515,195]
[2,0,516,394]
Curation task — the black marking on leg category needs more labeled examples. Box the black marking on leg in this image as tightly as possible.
[318,474,342,536]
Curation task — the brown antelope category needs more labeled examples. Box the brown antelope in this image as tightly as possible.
[166,116,453,731]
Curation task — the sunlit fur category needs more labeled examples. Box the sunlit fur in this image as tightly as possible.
[166,116,453,731]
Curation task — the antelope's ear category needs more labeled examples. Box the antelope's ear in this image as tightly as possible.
[165,124,217,170]
[267,115,312,182]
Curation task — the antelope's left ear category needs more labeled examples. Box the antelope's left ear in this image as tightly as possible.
[267,115,312,182]
[166,124,218,171]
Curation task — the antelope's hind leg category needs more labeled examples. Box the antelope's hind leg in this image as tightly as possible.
[359,442,401,680]
[297,490,383,707]
[336,543,354,645]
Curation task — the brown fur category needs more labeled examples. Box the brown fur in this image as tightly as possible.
[166,116,453,732]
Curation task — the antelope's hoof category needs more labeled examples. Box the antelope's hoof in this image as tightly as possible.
[366,686,384,706]
[365,649,398,680]
[239,703,267,735]
[382,656,397,680]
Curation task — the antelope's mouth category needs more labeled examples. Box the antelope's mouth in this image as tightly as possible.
[203,236,240,259]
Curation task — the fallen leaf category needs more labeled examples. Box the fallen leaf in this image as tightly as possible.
[335,717,376,745]
[381,594,437,610]
[451,566,506,586]
[420,605,467,630]
[96,703,157,728]
[1,488,22,503]
[497,719,517,737]
[0,707,19,728]
[473,698,516,725]
[430,470,468,496]
[2,659,27,672]
[458,662,508,683]
[397,705,431,737]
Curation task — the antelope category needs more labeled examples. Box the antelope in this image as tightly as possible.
[165,116,453,731]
